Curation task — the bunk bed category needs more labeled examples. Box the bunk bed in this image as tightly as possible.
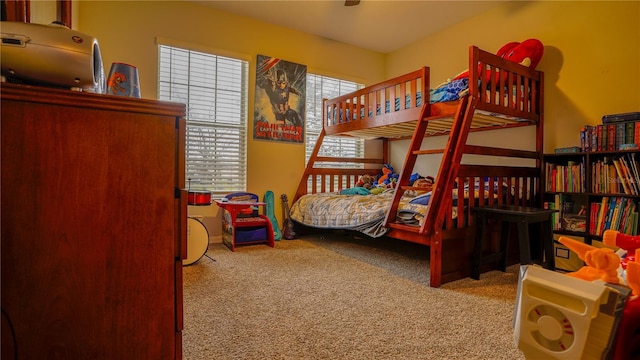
[291,46,544,287]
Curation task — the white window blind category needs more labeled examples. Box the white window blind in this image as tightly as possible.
[305,74,364,167]
[158,45,248,194]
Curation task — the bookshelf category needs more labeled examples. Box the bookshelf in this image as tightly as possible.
[544,150,640,271]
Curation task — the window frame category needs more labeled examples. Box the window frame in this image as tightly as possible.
[157,44,249,195]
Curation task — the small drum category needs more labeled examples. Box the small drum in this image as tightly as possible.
[188,190,213,206]
[184,217,209,266]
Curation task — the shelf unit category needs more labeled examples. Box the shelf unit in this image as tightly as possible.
[543,150,640,271]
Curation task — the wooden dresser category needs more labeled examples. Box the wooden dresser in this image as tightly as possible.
[1,83,187,359]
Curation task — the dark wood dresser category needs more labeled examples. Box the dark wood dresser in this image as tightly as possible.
[1,83,187,359]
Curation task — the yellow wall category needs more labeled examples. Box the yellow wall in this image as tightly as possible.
[73,0,385,236]
[65,0,638,238]
[388,1,640,154]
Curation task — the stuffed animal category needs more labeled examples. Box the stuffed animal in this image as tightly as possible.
[377,164,394,185]
[413,176,434,192]
[452,39,544,82]
[356,174,374,189]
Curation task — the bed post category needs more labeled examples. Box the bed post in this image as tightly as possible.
[382,139,389,165]
[536,73,545,207]
[430,231,442,287]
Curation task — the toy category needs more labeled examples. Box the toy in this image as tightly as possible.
[356,174,374,189]
[558,236,621,284]
[603,230,640,269]
[543,237,640,360]
[413,176,434,192]
[628,249,640,296]
[377,164,394,186]
[452,39,544,82]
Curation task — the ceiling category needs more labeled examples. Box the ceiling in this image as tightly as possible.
[189,0,507,53]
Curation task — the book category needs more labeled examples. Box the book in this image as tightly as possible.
[612,159,631,194]
[602,111,640,124]
[626,121,635,144]
[554,146,582,154]
[595,196,609,235]
[630,153,640,194]
[596,124,603,151]
[607,124,616,151]
[589,202,599,235]
[617,198,633,233]
[616,123,625,150]
[618,143,638,150]
[619,155,637,195]
[603,197,618,232]
[612,197,627,231]
[590,125,597,152]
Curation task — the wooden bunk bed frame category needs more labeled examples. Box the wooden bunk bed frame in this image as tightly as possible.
[293,46,544,287]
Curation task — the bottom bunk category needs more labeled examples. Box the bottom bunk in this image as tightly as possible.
[290,167,541,287]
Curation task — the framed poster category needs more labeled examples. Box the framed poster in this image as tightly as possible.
[254,54,306,143]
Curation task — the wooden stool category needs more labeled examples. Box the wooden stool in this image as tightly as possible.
[471,205,556,280]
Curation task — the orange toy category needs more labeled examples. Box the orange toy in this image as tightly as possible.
[603,229,640,269]
[558,236,640,360]
[557,236,620,284]
[627,248,640,297]
[611,249,640,360]
[377,164,393,185]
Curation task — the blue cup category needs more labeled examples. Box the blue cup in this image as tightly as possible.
[106,62,141,98]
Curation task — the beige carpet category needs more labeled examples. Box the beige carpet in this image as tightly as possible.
[182,232,525,360]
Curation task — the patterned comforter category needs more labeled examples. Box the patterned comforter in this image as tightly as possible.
[289,189,446,238]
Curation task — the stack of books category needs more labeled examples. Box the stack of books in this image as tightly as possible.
[580,111,640,152]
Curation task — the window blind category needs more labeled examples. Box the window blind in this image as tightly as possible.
[158,45,248,194]
[305,74,364,167]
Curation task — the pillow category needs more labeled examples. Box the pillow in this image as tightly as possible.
[452,39,544,82]
[409,191,432,205]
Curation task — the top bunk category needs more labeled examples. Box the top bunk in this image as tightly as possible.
[323,46,544,140]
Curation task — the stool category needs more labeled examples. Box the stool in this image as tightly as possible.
[471,205,556,280]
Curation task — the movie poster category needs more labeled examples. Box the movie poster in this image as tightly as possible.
[254,55,306,143]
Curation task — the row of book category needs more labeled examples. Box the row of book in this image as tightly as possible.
[544,160,585,193]
[591,153,640,195]
[590,196,638,236]
[579,112,640,152]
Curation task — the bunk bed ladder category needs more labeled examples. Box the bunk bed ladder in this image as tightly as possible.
[294,128,326,201]
[384,94,476,236]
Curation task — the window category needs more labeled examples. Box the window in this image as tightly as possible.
[158,45,248,194]
[305,74,364,167]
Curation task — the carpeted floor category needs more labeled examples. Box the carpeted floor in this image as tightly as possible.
[182,231,525,359]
